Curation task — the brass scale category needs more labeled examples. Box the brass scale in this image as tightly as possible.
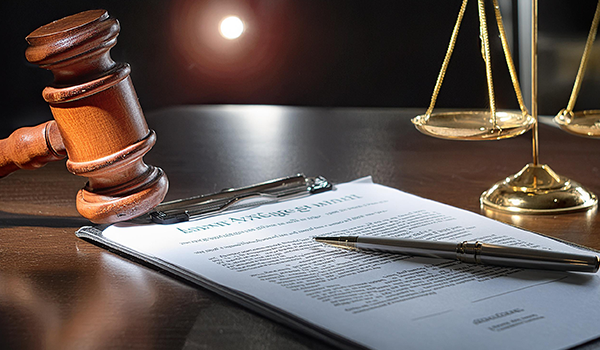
[412,0,600,214]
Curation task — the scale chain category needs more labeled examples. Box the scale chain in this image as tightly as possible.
[564,0,600,115]
[492,0,528,116]
[478,0,497,125]
[424,0,468,119]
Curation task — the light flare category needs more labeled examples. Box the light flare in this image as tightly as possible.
[219,16,244,39]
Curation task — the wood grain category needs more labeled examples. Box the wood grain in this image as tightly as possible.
[2,9,170,224]
[1,106,598,349]
[0,121,65,178]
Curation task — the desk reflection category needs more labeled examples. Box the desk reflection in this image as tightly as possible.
[0,254,160,350]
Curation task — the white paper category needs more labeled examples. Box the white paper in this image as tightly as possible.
[100,178,600,350]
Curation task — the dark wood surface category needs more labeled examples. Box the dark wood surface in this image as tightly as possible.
[1,105,599,349]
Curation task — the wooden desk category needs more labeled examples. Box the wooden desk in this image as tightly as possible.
[1,106,599,349]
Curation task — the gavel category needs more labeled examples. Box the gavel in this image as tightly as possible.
[0,10,168,224]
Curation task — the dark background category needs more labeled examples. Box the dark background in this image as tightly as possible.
[0,0,597,138]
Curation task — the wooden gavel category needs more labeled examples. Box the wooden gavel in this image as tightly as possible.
[0,10,168,224]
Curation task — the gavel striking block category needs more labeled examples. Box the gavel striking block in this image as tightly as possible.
[0,9,168,223]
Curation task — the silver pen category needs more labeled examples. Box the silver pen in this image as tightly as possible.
[314,236,600,273]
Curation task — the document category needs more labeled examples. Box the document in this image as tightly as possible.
[78,177,600,350]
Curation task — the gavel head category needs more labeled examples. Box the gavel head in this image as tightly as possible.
[25,9,168,224]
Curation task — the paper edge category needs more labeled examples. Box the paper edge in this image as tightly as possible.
[75,226,369,350]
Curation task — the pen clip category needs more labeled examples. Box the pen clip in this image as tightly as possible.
[140,174,332,224]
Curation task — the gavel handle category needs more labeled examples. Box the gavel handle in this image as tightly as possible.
[0,120,67,178]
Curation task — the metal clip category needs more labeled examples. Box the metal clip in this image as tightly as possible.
[135,174,333,224]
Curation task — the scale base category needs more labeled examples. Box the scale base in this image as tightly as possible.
[481,163,597,214]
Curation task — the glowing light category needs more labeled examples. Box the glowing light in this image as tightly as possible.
[219,16,244,39]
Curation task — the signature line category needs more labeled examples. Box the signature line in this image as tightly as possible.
[412,309,454,321]
[471,276,568,303]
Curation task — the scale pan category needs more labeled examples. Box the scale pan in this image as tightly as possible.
[412,111,535,141]
[554,110,600,138]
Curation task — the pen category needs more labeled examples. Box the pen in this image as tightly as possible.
[314,236,600,273]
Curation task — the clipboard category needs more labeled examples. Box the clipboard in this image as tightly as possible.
[75,175,600,350]
[75,174,364,350]
[135,174,333,224]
